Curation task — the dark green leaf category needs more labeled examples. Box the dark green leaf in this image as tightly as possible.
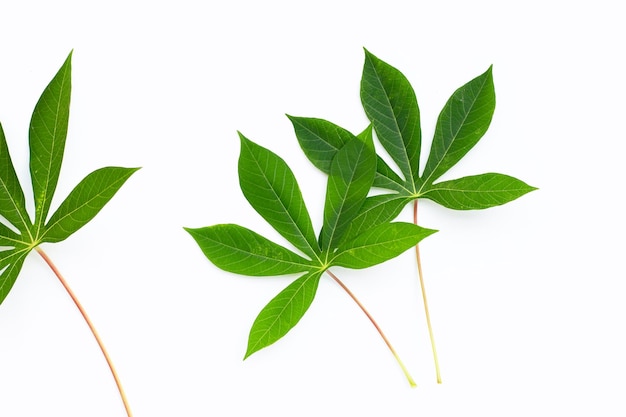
[0,123,32,233]
[361,49,421,187]
[421,66,495,185]
[238,133,319,259]
[421,173,538,210]
[321,138,376,251]
[245,270,323,358]
[42,167,139,243]
[334,222,436,269]
[29,52,73,233]
[185,224,313,276]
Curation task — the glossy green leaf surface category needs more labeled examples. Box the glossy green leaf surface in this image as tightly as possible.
[185,224,313,276]
[238,133,319,259]
[245,270,323,358]
[0,52,138,305]
[333,222,436,269]
[361,48,421,186]
[188,134,434,358]
[422,173,538,210]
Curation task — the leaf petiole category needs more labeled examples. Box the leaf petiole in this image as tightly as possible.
[35,247,133,417]
[326,269,416,387]
[413,200,441,384]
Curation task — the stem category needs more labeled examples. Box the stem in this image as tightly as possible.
[325,269,417,387]
[35,247,133,416]
[413,200,442,384]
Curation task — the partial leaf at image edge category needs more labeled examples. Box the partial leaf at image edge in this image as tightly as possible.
[0,250,28,305]
[0,123,32,233]
[238,132,320,260]
[29,51,73,233]
[245,270,323,359]
[421,173,538,210]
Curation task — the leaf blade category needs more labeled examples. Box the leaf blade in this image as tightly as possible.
[421,173,538,210]
[245,270,323,358]
[42,167,139,243]
[333,222,436,269]
[421,66,495,185]
[185,224,313,276]
[29,51,73,233]
[361,49,421,187]
[238,133,319,259]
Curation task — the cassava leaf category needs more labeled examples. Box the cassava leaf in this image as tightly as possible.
[421,173,538,210]
[420,66,495,186]
[189,132,436,368]
[29,51,73,234]
[321,137,376,251]
[333,222,436,269]
[245,270,323,359]
[0,51,138,308]
[361,48,421,187]
[238,132,319,259]
[185,224,313,276]
[43,167,139,243]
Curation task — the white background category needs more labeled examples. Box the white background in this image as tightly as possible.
[1,1,624,416]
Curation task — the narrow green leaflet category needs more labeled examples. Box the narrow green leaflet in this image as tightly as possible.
[421,173,538,210]
[0,52,138,306]
[185,224,313,276]
[238,133,319,259]
[420,66,496,186]
[333,222,436,269]
[186,135,435,359]
[361,48,421,187]
[245,270,323,358]
[29,52,73,234]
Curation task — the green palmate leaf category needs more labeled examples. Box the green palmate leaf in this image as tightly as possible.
[185,224,312,276]
[245,270,323,359]
[0,123,32,233]
[29,51,73,234]
[422,173,538,210]
[0,51,137,415]
[238,132,319,259]
[321,137,376,251]
[189,132,436,379]
[43,167,139,243]
[361,48,421,187]
[420,66,495,186]
[333,222,436,269]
